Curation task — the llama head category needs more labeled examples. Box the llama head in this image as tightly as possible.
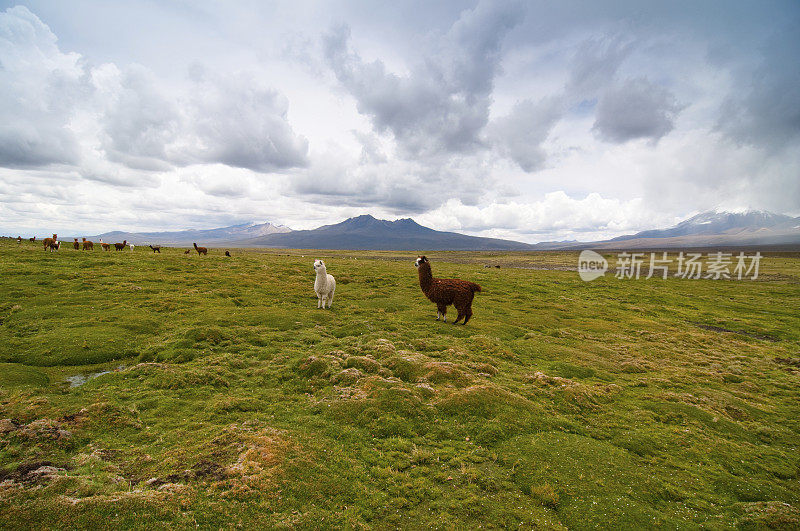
[414,256,429,268]
[313,259,326,272]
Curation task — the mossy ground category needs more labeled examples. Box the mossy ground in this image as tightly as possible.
[1,239,799,528]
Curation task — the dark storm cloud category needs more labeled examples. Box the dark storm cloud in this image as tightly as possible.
[592,78,681,143]
[717,25,800,152]
[0,125,80,168]
[324,1,524,158]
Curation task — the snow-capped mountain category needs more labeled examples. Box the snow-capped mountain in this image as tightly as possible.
[91,221,291,246]
[610,210,798,241]
[534,210,800,249]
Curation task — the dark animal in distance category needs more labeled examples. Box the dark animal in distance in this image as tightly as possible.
[149,245,161,253]
[225,250,231,257]
[114,240,127,251]
[184,249,190,254]
[193,243,207,256]
[73,238,80,250]
[29,237,35,242]
[16,236,21,243]
[415,255,481,325]
[42,234,57,251]
[82,237,93,250]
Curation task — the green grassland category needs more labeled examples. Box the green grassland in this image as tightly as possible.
[1,239,799,528]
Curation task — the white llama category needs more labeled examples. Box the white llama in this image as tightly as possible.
[313,259,336,309]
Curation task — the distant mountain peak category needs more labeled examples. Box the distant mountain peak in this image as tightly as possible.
[592,209,800,248]
[236,213,532,250]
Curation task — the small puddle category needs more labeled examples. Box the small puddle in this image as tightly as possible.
[65,366,126,388]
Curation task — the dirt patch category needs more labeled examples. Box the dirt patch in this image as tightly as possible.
[739,501,800,528]
[0,417,72,440]
[775,357,800,373]
[0,461,69,487]
[693,323,780,342]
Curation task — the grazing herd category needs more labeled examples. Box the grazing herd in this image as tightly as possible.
[16,234,232,257]
[13,235,483,324]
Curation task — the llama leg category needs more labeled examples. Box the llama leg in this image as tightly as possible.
[437,304,446,321]
[463,308,473,325]
[327,292,334,308]
[317,294,322,308]
[452,303,464,323]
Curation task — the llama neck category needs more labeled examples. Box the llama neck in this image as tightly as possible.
[314,268,328,289]
[418,263,433,292]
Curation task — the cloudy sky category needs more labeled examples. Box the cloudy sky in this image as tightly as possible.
[1,1,798,242]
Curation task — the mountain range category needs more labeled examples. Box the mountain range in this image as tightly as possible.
[533,210,800,250]
[90,221,290,247]
[87,210,800,250]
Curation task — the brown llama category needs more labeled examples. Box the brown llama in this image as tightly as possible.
[73,238,80,250]
[29,236,35,242]
[184,249,190,254]
[42,234,57,251]
[415,255,481,325]
[193,242,207,256]
[16,236,21,243]
[114,240,127,251]
[224,250,231,257]
[82,237,94,250]
[149,245,161,253]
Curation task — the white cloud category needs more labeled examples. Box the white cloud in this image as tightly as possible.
[417,192,678,243]
[0,6,84,167]
[0,6,308,180]
[489,97,563,172]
